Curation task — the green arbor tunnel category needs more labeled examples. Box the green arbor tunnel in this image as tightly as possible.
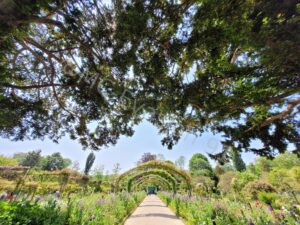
[128,170,177,192]
[132,175,173,192]
[115,160,192,195]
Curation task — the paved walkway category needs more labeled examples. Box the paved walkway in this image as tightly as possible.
[124,195,185,225]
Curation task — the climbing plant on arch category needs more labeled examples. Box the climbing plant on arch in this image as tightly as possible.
[132,175,173,192]
[127,170,177,193]
[115,160,192,196]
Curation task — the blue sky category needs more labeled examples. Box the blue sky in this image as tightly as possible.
[0,120,257,173]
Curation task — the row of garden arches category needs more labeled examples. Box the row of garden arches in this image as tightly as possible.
[114,161,192,196]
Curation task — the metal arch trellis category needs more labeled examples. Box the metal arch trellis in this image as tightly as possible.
[115,160,192,196]
[132,175,173,192]
[127,169,177,192]
[135,178,171,191]
[128,171,176,193]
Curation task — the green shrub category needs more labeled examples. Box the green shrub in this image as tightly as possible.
[0,169,21,180]
[257,192,278,207]
[231,172,258,192]
[0,155,18,166]
[243,180,276,199]
[218,172,236,193]
[0,178,15,192]
[0,192,146,225]
[0,199,65,225]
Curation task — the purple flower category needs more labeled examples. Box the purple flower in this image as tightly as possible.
[190,197,197,202]
[0,194,7,200]
[248,220,255,225]
[180,195,189,201]
[267,205,273,212]
[97,198,105,205]
[35,196,43,202]
[280,212,285,218]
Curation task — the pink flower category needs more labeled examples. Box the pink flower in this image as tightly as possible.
[97,198,105,205]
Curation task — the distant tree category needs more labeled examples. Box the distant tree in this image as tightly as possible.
[0,155,18,166]
[41,152,71,171]
[175,156,185,169]
[20,150,42,168]
[156,154,165,161]
[230,147,246,172]
[12,152,27,164]
[71,160,81,171]
[138,152,157,164]
[92,165,105,180]
[189,153,214,177]
[112,163,121,175]
[84,152,96,175]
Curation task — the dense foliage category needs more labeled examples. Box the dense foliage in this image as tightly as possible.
[19,150,43,168]
[0,151,300,224]
[0,191,145,225]
[230,147,246,172]
[127,169,177,193]
[0,155,18,166]
[0,0,299,159]
[116,160,192,195]
[40,152,72,171]
[216,152,300,200]
[159,192,300,225]
[189,153,214,177]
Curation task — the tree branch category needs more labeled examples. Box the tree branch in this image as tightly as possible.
[14,17,98,58]
[230,47,242,64]
[2,83,74,90]
[260,98,300,127]
[48,57,78,118]
[245,98,300,132]
[24,37,62,62]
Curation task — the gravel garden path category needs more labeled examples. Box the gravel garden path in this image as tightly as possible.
[124,195,185,225]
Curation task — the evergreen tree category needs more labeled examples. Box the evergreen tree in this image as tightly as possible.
[230,147,246,172]
[84,152,96,175]
[0,0,299,158]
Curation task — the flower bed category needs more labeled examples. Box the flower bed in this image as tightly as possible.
[158,192,300,225]
[0,191,146,225]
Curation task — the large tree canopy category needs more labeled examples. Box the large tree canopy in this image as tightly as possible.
[0,0,299,159]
